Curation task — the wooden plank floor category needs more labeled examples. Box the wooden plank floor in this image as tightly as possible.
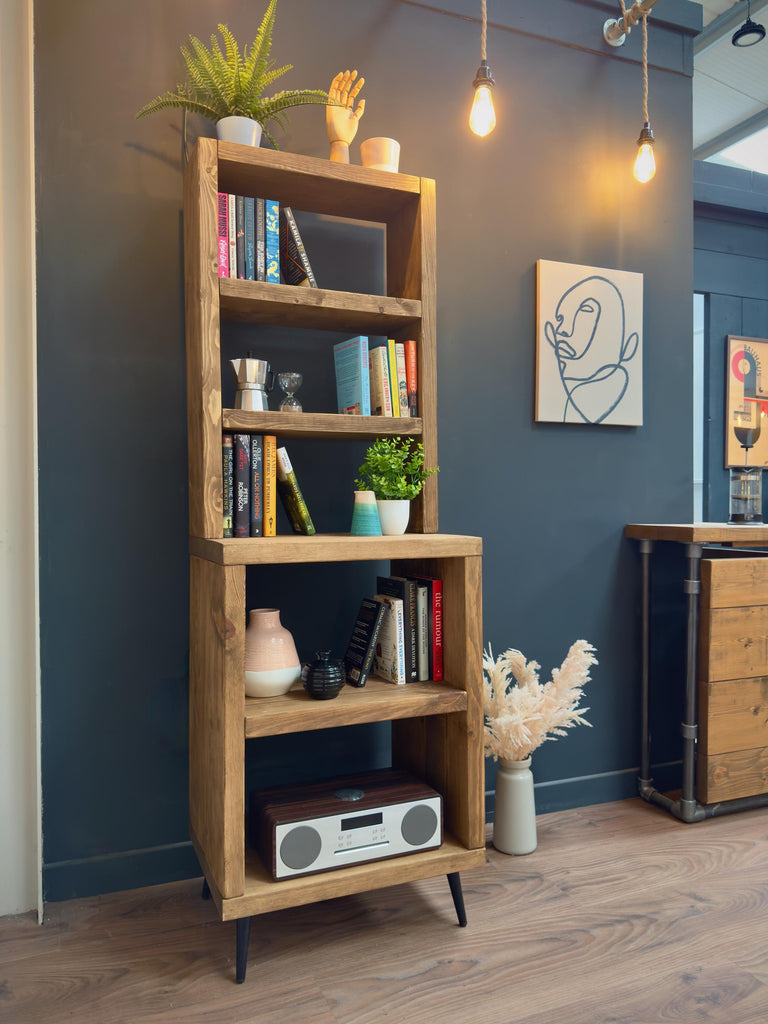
[3,797,768,1023]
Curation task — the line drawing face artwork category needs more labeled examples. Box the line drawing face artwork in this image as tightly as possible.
[536,261,643,426]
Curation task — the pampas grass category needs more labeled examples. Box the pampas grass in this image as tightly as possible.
[483,640,597,762]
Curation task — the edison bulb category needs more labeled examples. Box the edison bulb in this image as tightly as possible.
[470,84,496,137]
[634,140,656,183]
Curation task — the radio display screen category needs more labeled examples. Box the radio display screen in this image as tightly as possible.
[340,812,383,831]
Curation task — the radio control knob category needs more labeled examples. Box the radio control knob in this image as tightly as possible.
[401,804,438,846]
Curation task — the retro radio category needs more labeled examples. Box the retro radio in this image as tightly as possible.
[250,768,443,880]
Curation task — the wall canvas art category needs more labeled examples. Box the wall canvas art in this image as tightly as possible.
[536,260,643,425]
[725,335,768,468]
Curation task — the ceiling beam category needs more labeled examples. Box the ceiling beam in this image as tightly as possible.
[694,0,768,56]
[694,107,768,158]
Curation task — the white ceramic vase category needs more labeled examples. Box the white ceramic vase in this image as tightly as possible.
[216,116,263,147]
[376,499,410,536]
[492,756,537,855]
[244,608,301,698]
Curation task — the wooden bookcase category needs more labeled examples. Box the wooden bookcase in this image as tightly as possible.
[183,138,485,978]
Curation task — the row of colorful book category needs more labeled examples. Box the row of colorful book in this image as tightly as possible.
[222,434,314,538]
[333,335,418,417]
[343,575,444,687]
[217,193,317,287]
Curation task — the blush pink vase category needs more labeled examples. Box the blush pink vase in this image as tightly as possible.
[244,608,301,698]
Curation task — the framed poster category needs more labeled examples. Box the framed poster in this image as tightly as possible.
[725,335,768,468]
[536,260,643,425]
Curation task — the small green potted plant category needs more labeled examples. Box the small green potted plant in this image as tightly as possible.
[355,437,438,535]
[135,0,330,149]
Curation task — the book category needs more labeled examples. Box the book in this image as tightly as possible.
[395,342,409,417]
[414,581,428,680]
[244,196,256,281]
[236,195,246,278]
[343,597,388,687]
[408,574,443,681]
[372,594,407,685]
[386,339,400,417]
[280,206,317,287]
[233,433,251,538]
[334,336,371,415]
[376,575,418,682]
[262,435,277,536]
[275,446,316,535]
[222,433,234,537]
[227,193,237,279]
[369,344,393,416]
[217,193,229,278]
[265,199,280,283]
[404,339,418,416]
[250,434,263,537]
[255,198,266,282]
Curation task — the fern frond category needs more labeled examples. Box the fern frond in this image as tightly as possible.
[136,89,223,122]
[256,89,329,122]
[215,25,242,105]
[244,0,278,99]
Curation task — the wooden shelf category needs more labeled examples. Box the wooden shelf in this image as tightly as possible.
[215,835,487,920]
[220,279,421,332]
[190,532,483,566]
[221,409,422,440]
[245,678,468,738]
[626,522,768,545]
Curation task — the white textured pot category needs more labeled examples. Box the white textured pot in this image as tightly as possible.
[376,499,410,536]
[492,756,537,855]
[216,116,262,147]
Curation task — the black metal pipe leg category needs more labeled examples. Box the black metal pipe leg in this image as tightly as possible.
[235,917,252,983]
[447,872,467,927]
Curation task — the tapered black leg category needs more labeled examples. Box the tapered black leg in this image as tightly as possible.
[235,917,252,983]
[201,878,211,900]
[447,872,467,927]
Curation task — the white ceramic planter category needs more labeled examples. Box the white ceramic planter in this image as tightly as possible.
[216,116,263,147]
[376,499,410,536]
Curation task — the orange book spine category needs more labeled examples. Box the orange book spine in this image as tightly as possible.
[404,339,418,417]
[262,435,277,536]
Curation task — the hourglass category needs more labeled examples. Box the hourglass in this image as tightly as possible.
[277,372,303,412]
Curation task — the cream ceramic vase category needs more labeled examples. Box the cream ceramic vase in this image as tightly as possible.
[244,608,301,698]
[492,756,537,855]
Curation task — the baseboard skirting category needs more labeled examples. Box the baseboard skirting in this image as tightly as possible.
[485,761,683,820]
[43,841,201,903]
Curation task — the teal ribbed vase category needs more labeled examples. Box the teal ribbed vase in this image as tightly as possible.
[350,490,382,536]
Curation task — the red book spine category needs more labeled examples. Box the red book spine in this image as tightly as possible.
[217,193,229,278]
[404,339,418,417]
[432,580,443,681]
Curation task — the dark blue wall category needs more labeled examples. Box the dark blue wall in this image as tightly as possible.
[35,0,700,899]
[694,161,768,521]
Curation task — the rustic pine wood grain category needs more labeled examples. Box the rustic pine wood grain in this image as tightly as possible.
[625,522,768,544]
[706,557,768,608]
[189,556,245,899]
[700,746,768,802]
[698,675,768,755]
[221,409,422,439]
[4,799,768,1022]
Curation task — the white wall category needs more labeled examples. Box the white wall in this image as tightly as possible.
[0,0,41,917]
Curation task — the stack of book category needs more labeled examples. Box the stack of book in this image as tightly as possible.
[333,335,418,418]
[217,194,317,288]
[222,434,314,537]
[343,573,443,687]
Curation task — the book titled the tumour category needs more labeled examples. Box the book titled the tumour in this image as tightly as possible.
[276,446,315,535]
[372,594,407,685]
[234,433,251,538]
[280,206,317,288]
[265,199,280,283]
[222,433,234,537]
[250,434,263,537]
[334,336,371,415]
[404,339,418,417]
[408,574,443,681]
[369,344,393,416]
[217,193,229,278]
[344,597,388,687]
[263,435,277,537]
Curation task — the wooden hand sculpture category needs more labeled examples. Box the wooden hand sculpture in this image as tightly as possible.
[326,69,365,163]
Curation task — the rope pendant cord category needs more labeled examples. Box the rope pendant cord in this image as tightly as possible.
[617,1,651,125]
[481,0,487,62]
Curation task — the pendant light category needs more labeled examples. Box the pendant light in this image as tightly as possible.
[732,1,766,46]
[469,0,496,137]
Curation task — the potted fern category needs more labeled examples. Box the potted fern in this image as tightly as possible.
[355,437,438,535]
[136,1,329,148]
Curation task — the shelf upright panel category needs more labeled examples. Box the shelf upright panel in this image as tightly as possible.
[189,556,246,899]
[386,177,438,533]
[184,137,224,540]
